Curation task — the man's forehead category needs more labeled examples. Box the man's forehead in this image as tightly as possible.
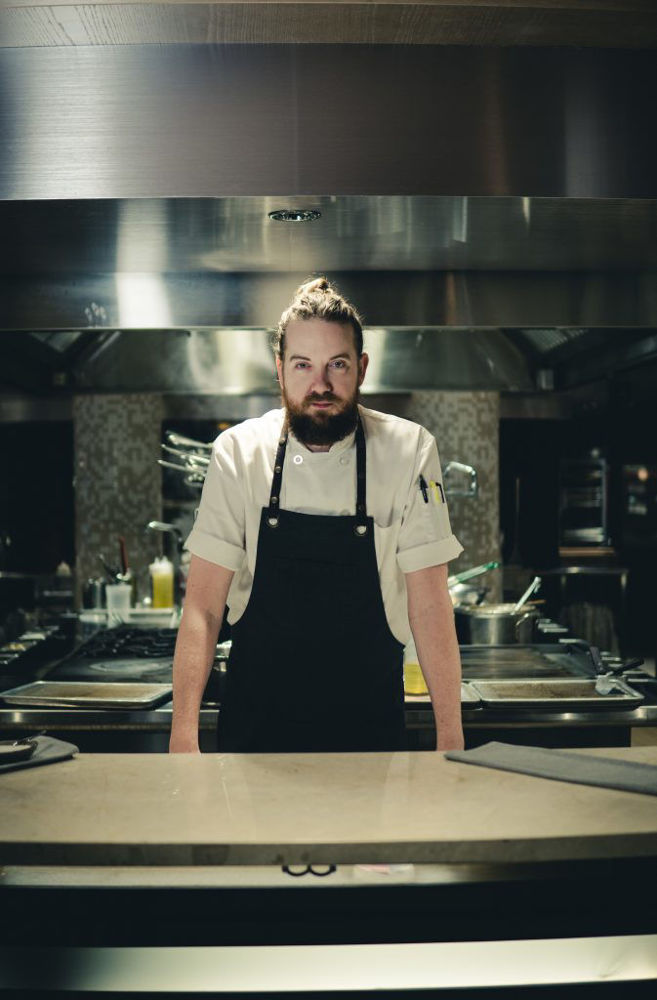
[284,318,356,354]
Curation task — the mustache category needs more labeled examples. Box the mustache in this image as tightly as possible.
[305,392,339,403]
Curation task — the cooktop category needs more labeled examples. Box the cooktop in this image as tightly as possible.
[51,626,177,684]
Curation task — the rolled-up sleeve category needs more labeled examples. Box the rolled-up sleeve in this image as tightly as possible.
[184,431,246,572]
[396,432,463,573]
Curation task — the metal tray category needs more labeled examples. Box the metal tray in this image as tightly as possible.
[405,683,481,705]
[470,678,644,710]
[460,682,481,705]
[0,680,173,709]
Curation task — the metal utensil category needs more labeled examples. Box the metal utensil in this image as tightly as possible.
[161,444,209,468]
[595,656,645,695]
[165,431,213,452]
[512,576,541,613]
[157,459,206,484]
[98,553,119,583]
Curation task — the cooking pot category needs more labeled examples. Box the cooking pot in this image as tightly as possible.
[449,582,488,607]
[454,603,539,645]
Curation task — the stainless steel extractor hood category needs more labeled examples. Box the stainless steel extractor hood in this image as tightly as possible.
[1,194,657,394]
[0,42,655,394]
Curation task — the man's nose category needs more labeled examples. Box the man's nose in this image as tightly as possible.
[310,368,333,392]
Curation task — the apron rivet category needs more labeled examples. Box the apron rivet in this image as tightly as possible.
[355,524,367,536]
[275,466,282,474]
[271,496,278,503]
[268,517,279,527]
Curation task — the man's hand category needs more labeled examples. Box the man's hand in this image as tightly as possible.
[436,726,465,753]
[169,734,201,754]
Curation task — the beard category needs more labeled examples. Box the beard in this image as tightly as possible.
[282,386,360,447]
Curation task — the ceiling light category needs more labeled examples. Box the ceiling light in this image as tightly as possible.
[268,209,321,223]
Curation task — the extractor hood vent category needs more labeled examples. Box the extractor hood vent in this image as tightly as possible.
[517,329,589,355]
[29,331,86,354]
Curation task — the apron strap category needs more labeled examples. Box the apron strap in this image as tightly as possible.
[267,421,288,527]
[267,415,368,534]
[354,418,368,536]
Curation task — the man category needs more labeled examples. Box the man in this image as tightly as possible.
[170,278,464,753]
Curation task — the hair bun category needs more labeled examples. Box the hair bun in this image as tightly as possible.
[275,276,364,360]
[295,276,331,298]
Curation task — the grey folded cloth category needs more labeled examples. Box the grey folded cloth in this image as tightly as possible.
[0,735,79,775]
[445,741,657,797]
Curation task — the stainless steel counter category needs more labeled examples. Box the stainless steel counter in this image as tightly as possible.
[2,625,655,747]
[1,700,656,734]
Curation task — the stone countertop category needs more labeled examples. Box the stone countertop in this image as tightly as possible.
[1,747,657,868]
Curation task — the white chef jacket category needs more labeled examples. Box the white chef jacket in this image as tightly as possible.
[185,405,463,644]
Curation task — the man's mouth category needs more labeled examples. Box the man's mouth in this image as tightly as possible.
[306,397,337,409]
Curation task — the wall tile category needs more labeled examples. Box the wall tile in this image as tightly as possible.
[404,391,502,601]
[74,394,163,605]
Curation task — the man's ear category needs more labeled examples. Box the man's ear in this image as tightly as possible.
[276,356,284,386]
[358,353,369,387]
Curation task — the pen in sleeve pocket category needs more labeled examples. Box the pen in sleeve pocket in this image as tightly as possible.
[418,474,429,503]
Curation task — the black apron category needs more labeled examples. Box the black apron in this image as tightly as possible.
[217,417,405,753]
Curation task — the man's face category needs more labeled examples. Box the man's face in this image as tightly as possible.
[276,318,368,448]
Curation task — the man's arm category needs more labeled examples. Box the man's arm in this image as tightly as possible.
[405,563,464,751]
[169,554,234,753]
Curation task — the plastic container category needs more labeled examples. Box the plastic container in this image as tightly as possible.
[150,556,174,609]
[105,583,132,622]
[403,637,428,696]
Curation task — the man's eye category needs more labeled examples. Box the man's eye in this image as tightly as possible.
[330,360,347,369]
[294,362,309,370]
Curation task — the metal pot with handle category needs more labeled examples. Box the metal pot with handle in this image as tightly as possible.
[454,603,539,645]
[447,561,500,607]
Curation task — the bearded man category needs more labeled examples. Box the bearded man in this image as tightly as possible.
[170,278,465,753]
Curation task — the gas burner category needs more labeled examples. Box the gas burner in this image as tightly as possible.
[82,626,178,660]
[88,659,172,677]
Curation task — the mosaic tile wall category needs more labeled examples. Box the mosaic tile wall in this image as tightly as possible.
[72,390,501,605]
[74,394,164,606]
[404,392,502,601]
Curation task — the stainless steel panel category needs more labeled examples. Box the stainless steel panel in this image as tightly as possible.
[2,937,657,992]
[71,327,534,393]
[2,197,657,275]
[1,46,656,199]
[2,271,657,331]
[2,2,656,49]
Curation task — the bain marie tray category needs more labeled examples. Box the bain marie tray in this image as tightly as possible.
[470,678,644,710]
[0,680,173,709]
[405,683,481,705]
[460,682,481,705]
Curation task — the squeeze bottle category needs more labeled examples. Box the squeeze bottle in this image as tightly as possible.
[403,637,428,696]
[150,556,174,608]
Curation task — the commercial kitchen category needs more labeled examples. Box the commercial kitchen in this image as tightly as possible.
[1,1,657,995]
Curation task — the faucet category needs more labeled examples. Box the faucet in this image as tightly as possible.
[146,521,183,550]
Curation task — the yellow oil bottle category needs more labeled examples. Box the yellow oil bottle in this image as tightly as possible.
[403,638,428,696]
[150,556,174,608]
